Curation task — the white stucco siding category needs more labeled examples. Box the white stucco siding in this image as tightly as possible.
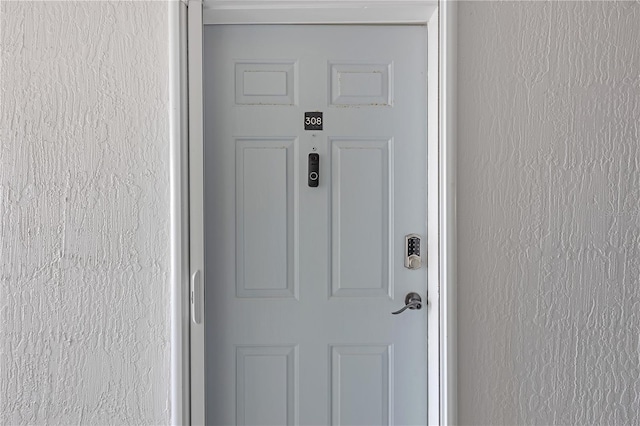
[458,2,640,424]
[0,2,170,424]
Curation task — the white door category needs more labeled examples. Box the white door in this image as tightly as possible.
[203,24,427,426]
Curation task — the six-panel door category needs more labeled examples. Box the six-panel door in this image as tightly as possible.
[204,25,427,425]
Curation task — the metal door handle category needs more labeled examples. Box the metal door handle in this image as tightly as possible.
[392,292,423,315]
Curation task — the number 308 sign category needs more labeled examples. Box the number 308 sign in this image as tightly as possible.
[304,112,323,131]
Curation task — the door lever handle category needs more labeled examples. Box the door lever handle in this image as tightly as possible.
[392,292,423,315]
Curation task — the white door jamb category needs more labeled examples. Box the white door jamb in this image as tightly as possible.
[438,1,457,424]
[169,1,192,425]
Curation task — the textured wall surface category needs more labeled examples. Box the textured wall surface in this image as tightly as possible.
[0,2,170,424]
[458,1,640,424]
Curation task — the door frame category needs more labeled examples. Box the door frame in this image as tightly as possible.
[168,1,457,424]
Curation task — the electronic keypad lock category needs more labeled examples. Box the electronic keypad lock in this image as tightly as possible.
[405,234,422,269]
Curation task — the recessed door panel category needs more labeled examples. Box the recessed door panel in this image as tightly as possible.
[235,138,297,298]
[329,63,393,106]
[235,61,298,105]
[331,138,392,298]
[331,345,392,426]
[237,346,298,426]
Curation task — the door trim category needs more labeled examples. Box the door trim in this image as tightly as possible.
[202,1,437,25]
[438,2,458,424]
[169,1,191,425]
[169,1,458,424]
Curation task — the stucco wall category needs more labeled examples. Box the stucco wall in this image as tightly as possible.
[0,2,170,424]
[3,1,640,425]
[458,1,640,424]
